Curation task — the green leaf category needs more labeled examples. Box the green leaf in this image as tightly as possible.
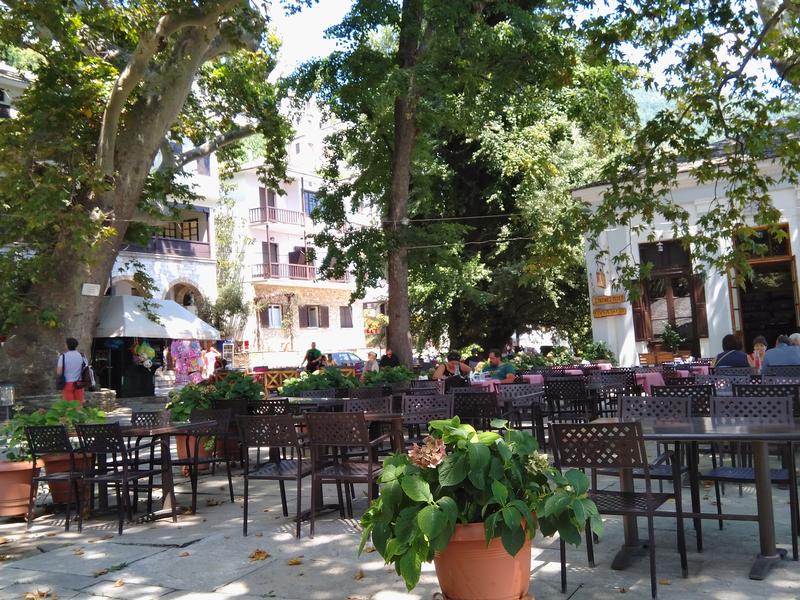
[395,506,419,544]
[372,521,390,556]
[544,492,570,518]
[467,439,490,471]
[380,479,402,514]
[500,522,526,556]
[496,439,512,462]
[491,480,509,505]
[477,431,501,445]
[484,512,500,545]
[385,537,406,559]
[501,505,521,531]
[572,497,586,526]
[438,452,468,487]
[417,504,447,540]
[358,524,373,555]
[401,476,433,503]
[437,495,459,526]
[490,418,508,429]
[398,549,422,591]
[590,514,604,537]
[431,519,456,552]
[564,468,589,496]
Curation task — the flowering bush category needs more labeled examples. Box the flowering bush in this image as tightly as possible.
[359,417,601,591]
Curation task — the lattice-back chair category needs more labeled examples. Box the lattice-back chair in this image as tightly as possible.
[664,374,695,386]
[76,422,168,534]
[236,415,310,537]
[402,394,454,444]
[703,395,798,558]
[452,390,500,429]
[651,385,715,417]
[248,397,291,415]
[298,388,337,398]
[349,386,387,399]
[171,408,235,514]
[732,383,800,417]
[544,377,593,423]
[695,375,751,397]
[128,410,171,509]
[762,365,800,377]
[549,422,687,598]
[762,375,800,386]
[497,383,544,431]
[303,412,388,537]
[409,380,439,392]
[25,425,85,532]
[344,397,392,414]
[589,371,627,386]
[711,366,755,378]
[618,396,691,421]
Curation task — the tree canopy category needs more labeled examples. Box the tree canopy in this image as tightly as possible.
[0,0,289,393]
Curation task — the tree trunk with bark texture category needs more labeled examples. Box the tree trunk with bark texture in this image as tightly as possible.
[385,0,423,367]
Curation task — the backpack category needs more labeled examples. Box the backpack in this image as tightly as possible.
[74,353,96,391]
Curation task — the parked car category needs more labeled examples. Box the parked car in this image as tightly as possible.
[326,352,365,377]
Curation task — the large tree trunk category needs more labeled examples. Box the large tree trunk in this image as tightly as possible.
[385,0,423,367]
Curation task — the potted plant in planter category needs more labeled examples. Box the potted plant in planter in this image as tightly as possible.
[359,417,601,600]
[279,367,359,396]
[1,400,105,509]
[362,365,416,393]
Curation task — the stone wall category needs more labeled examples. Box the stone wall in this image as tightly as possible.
[13,388,118,412]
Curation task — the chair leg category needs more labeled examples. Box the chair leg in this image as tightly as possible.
[190,465,199,515]
[559,538,567,593]
[115,482,124,535]
[788,447,798,561]
[225,457,234,503]
[74,478,83,533]
[713,479,723,530]
[584,519,595,568]
[647,515,657,599]
[278,480,288,517]
[242,474,249,536]
[65,476,73,532]
[336,483,346,519]
[25,477,38,531]
[309,476,317,539]
[295,476,302,539]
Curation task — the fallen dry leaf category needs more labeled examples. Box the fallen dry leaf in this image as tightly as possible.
[0,554,13,561]
[254,532,263,537]
[658,579,672,586]
[353,569,365,581]
[93,569,109,577]
[45,532,57,537]
[618,588,628,593]
[0,537,8,544]
[364,546,376,553]
[296,572,304,576]
[89,534,114,544]
[249,549,270,561]
[23,590,56,599]
[113,579,124,588]
[72,548,84,556]
[179,552,190,557]
[287,558,303,566]
[262,507,270,512]
[206,498,223,507]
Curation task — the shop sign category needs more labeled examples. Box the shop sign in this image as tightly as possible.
[593,307,627,318]
[591,294,625,306]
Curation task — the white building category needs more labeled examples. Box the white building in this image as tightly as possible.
[0,62,27,118]
[575,159,799,366]
[229,109,379,367]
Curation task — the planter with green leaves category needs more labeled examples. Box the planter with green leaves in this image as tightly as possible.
[359,417,600,600]
[279,367,359,396]
[361,366,416,389]
[1,400,106,508]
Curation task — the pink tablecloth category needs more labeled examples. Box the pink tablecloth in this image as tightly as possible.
[635,372,665,394]
[593,363,613,371]
[564,369,584,376]
[522,374,544,385]
[470,379,500,393]
[675,370,691,378]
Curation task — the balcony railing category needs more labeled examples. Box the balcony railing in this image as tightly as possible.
[249,206,306,226]
[251,263,350,283]
[121,236,211,259]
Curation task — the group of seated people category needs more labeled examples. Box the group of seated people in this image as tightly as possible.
[715,332,800,373]
[431,349,516,387]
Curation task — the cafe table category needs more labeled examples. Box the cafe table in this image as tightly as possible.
[594,417,800,580]
[522,373,545,385]
[470,379,501,393]
[119,420,215,521]
[634,371,666,393]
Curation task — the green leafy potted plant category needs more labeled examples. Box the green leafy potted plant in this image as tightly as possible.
[362,365,416,393]
[279,367,359,396]
[359,417,600,600]
[661,323,685,354]
[1,400,106,509]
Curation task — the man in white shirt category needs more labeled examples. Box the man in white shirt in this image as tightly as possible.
[56,337,87,403]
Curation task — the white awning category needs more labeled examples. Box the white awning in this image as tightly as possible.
[94,296,220,340]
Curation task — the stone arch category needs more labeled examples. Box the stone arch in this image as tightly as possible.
[164,280,203,313]
[106,277,145,297]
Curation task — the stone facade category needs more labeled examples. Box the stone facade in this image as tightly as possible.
[112,251,217,304]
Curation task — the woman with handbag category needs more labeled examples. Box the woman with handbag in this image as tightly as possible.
[55,337,88,403]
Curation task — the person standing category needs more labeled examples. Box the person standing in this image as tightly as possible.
[379,348,400,368]
[301,342,323,373]
[56,337,87,403]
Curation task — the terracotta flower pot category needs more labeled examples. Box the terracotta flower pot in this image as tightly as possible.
[40,453,92,504]
[176,435,212,473]
[434,522,532,600]
[0,459,42,517]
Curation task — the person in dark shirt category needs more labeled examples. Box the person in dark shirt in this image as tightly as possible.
[714,334,750,368]
[379,348,400,368]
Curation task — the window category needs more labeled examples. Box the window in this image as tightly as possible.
[295,142,301,154]
[340,306,353,328]
[196,155,211,176]
[162,219,199,241]
[267,305,282,328]
[735,224,790,259]
[303,191,319,215]
[299,305,329,328]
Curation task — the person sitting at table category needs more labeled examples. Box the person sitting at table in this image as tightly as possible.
[748,335,768,370]
[432,351,471,393]
[379,348,400,368]
[482,349,516,383]
[762,334,800,373]
[713,334,750,368]
[361,351,380,382]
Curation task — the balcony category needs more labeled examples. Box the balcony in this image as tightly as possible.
[249,206,306,226]
[251,262,350,283]
[122,236,211,259]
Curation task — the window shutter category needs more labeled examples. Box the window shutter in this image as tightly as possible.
[258,306,268,327]
[299,306,309,328]
[259,187,267,210]
[692,275,709,338]
[339,306,353,328]
[261,241,270,264]
[320,306,329,328]
[631,285,652,342]
[267,189,276,207]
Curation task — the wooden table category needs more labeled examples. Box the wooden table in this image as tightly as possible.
[120,420,214,522]
[595,417,800,580]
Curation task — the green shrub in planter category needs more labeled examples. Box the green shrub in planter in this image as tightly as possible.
[362,366,416,386]
[279,367,358,396]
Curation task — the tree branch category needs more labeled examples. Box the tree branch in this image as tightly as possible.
[176,125,256,167]
[95,0,244,177]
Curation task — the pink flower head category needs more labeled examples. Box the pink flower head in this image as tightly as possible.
[408,435,446,469]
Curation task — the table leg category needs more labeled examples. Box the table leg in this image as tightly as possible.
[611,468,648,570]
[137,434,178,522]
[391,417,404,452]
[749,440,787,580]
[688,442,703,552]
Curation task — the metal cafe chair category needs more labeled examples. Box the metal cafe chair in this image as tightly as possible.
[25,425,85,532]
[236,415,310,538]
[401,393,454,445]
[550,421,687,599]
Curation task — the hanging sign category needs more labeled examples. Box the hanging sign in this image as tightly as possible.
[593,307,627,318]
[592,294,625,306]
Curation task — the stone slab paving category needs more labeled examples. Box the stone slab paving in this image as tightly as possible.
[2,451,800,599]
